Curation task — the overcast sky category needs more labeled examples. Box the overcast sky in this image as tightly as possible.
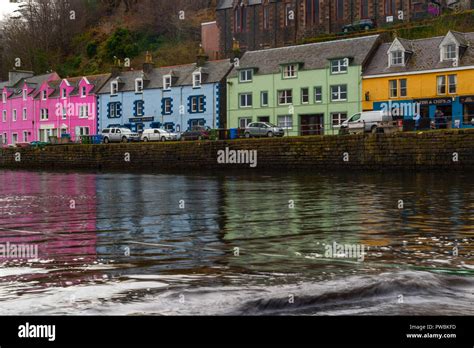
[0,0,20,21]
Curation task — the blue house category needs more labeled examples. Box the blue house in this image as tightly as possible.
[97,54,232,133]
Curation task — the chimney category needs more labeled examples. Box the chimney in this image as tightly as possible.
[8,69,34,86]
[196,46,209,67]
[111,57,123,77]
[231,38,242,60]
[143,51,154,74]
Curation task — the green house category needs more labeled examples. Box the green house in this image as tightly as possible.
[226,35,381,136]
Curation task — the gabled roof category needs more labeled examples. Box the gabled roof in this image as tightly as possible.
[98,59,232,94]
[228,35,380,77]
[47,73,111,98]
[7,72,59,100]
[364,31,474,77]
[217,0,271,10]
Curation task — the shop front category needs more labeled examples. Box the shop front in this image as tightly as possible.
[459,96,474,128]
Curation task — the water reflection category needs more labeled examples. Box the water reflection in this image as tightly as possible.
[0,170,472,315]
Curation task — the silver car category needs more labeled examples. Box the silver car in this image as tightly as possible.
[244,122,285,138]
[102,128,140,143]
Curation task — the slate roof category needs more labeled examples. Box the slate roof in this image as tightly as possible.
[228,35,380,78]
[6,73,58,99]
[364,31,474,76]
[98,59,232,94]
[217,0,270,10]
[47,73,111,98]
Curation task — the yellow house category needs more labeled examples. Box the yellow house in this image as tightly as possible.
[362,31,474,128]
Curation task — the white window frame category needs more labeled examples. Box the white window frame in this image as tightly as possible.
[61,88,67,99]
[2,110,6,122]
[41,108,49,120]
[283,64,297,79]
[62,105,67,120]
[331,59,349,74]
[437,75,446,95]
[314,86,323,103]
[239,69,253,83]
[164,99,172,114]
[22,108,27,120]
[390,51,404,66]
[400,79,407,97]
[23,89,28,101]
[448,74,457,94]
[261,91,269,107]
[23,131,28,143]
[331,112,348,128]
[12,109,17,122]
[136,101,144,116]
[301,87,309,104]
[389,79,398,98]
[192,72,202,88]
[81,86,87,98]
[111,81,119,95]
[42,90,47,100]
[135,78,144,93]
[79,105,89,119]
[278,89,293,105]
[239,93,253,108]
[239,117,252,128]
[330,85,347,102]
[278,115,293,129]
[443,44,457,61]
[163,75,172,90]
[2,92,6,103]
[110,103,118,118]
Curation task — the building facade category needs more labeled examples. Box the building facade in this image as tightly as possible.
[216,0,469,57]
[363,31,474,128]
[97,56,233,133]
[226,35,380,136]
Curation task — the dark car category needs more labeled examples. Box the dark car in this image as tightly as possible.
[181,126,211,141]
[343,19,375,33]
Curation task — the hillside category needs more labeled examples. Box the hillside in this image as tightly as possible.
[0,0,216,79]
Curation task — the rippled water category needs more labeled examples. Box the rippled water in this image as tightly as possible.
[0,170,473,315]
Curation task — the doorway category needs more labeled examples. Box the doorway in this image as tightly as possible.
[300,114,324,136]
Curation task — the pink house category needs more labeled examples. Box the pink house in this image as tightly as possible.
[0,70,110,145]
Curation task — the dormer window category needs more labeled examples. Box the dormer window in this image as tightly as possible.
[330,59,348,74]
[239,69,253,82]
[2,92,6,103]
[42,90,47,100]
[390,51,404,66]
[81,86,87,97]
[163,75,172,90]
[23,89,28,101]
[193,72,201,88]
[61,88,67,99]
[443,44,457,61]
[283,64,298,78]
[111,81,119,95]
[135,78,143,93]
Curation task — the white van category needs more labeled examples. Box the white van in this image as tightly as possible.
[341,111,392,133]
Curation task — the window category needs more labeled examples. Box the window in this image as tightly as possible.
[163,75,172,90]
[389,80,398,98]
[12,109,17,122]
[283,64,297,78]
[361,0,369,18]
[239,93,253,108]
[2,110,6,122]
[79,105,89,118]
[400,79,407,97]
[42,90,47,100]
[2,92,6,103]
[330,85,347,101]
[163,98,172,114]
[40,108,49,120]
[239,69,253,82]
[314,86,322,102]
[437,76,446,95]
[278,115,293,129]
[261,91,268,107]
[23,131,28,143]
[77,127,90,136]
[306,0,320,24]
[263,5,270,30]
[12,133,18,145]
[331,59,348,74]
[111,81,118,95]
[332,113,347,128]
[2,133,6,144]
[278,89,293,105]
[239,117,252,128]
[448,74,457,94]
[61,88,67,99]
[81,86,87,97]
[391,51,404,66]
[193,72,201,88]
[22,108,27,120]
[443,44,457,60]
[110,102,120,118]
[136,101,144,116]
[135,78,143,93]
[234,6,246,33]
[62,105,67,120]
[301,88,309,104]
[190,96,205,113]
[285,4,293,27]
[385,0,394,15]
[337,0,344,19]
[23,89,28,101]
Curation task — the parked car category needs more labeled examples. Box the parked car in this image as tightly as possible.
[181,126,210,141]
[141,129,178,142]
[102,128,140,143]
[244,122,285,138]
[343,19,375,33]
[340,111,392,134]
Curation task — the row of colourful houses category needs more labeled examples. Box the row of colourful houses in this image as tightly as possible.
[1,31,474,145]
